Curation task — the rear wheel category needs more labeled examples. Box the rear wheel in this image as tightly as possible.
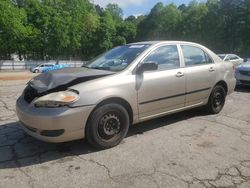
[206,85,226,114]
[86,103,130,149]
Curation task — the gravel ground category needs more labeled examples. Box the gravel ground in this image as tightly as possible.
[0,79,250,188]
[0,71,37,81]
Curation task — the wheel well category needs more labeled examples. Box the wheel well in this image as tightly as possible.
[90,97,133,125]
[215,81,228,94]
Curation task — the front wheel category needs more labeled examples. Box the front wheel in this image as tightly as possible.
[34,69,39,73]
[206,85,226,114]
[86,103,130,149]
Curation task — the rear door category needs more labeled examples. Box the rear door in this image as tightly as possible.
[181,45,216,106]
[137,45,186,119]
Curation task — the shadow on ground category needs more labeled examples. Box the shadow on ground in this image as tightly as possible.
[0,108,208,169]
[235,85,250,93]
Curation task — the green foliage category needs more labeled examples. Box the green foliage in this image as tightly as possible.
[180,1,208,41]
[1,0,250,59]
[137,0,250,56]
[0,0,33,58]
[105,3,123,23]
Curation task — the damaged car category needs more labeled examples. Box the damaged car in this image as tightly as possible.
[16,41,236,149]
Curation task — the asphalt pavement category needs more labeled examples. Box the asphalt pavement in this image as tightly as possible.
[0,79,250,188]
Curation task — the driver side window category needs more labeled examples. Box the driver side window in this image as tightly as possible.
[143,45,180,71]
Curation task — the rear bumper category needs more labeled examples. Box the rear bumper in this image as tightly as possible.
[16,96,94,143]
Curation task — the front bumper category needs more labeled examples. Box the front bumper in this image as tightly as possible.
[236,73,250,86]
[16,96,94,143]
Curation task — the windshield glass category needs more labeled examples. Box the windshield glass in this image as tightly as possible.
[85,44,150,72]
[218,55,226,60]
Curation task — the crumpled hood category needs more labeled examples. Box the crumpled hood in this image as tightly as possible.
[237,62,250,71]
[29,67,114,93]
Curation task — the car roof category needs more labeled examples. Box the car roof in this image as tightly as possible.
[218,54,237,56]
[128,41,204,46]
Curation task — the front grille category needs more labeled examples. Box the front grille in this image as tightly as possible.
[240,80,250,85]
[239,70,250,76]
[24,85,40,103]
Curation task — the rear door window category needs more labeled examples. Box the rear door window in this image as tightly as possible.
[181,45,213,67]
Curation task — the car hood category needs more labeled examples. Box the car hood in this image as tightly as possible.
[237,63,250,71]
[28,67,115,93]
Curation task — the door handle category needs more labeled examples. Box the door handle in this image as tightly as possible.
[209,67,215,72]
[176,72,184,77]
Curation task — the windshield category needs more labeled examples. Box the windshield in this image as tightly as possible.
[85,44,150,72]
[218,55,226,60]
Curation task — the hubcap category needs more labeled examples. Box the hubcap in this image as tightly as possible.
[98,113,121,140]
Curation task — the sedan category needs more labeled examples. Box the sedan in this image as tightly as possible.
[16,41,236,149]
[235,61,250,86]
[218,54,244,66]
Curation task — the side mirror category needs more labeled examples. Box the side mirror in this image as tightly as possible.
[136,62,158,74]
[243,58,247,63]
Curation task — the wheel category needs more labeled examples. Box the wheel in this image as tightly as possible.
[34,69,39,73]
[86,103,130,149]
[206,85,226,114]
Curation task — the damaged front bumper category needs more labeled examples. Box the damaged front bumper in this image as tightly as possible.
[16,95,94,143]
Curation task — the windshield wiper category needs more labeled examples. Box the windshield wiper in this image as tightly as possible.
[91,67,111,71]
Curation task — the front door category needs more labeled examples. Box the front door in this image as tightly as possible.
[137,45,186,119]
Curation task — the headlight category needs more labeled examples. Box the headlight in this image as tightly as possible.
[33,90,79,108]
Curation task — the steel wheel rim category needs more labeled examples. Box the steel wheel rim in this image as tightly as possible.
[97,112,122,141]
[213,89,224,109]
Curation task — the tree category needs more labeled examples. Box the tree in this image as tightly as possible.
[105,3,123,24]
[0,0,33,59]
[158,4,182,39]
[137,2,165,40]
[116,21,137,43]
[137,2,181,40]
[218,0,245,53]
[180,1,208,42]
[95,11,116,53]
[1,0,250,60]
[240,0,250,56]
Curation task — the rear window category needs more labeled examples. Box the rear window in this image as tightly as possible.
[229,55,239,60]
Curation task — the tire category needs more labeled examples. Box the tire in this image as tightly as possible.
[86,103,130,149]
[206,85,226,114]
[34,69,39,73]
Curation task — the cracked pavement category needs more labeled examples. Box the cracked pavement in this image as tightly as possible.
[0,79,250,188]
